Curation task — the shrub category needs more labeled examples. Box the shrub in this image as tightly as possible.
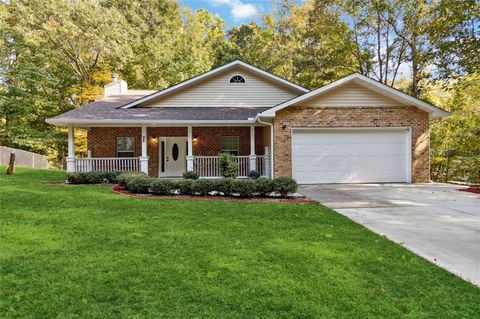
[176,179,194,195]
[215,178,233,196]
[231,179,256,197]
[67,172,88,184]
[117,172,147,187]
[255,177,274,196]
[104,171,122,183]
[273,176,298,197]
[248,170,261,179]
[67,171,116,184]
[85,171,105,184]
[150,179,175,195]
[219,153,238,178]
[191,179,213,196]
[126,176,151,194]
[183,171,199,180]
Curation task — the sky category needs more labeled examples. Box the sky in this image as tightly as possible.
[180,0,275,27]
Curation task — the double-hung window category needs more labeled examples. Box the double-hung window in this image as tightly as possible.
[117,137,135,157]
[221,136,239,156]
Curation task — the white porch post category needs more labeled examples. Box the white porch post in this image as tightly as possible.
[139,126,149,174]
[249,125,257,172]
[66,126,76,172]
[186,125,194,172]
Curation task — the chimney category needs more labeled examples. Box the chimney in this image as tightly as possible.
[104,72,128,97]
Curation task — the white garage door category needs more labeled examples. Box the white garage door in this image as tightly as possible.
[292,128,410,184]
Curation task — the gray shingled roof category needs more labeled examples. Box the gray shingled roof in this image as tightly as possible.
[47,92,269,124]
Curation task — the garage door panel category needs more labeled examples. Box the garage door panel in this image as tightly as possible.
[292,128,409,184]
[292,144,405,156]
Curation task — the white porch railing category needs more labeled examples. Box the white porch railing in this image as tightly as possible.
[194,155,267,178]
[74,157,140,172]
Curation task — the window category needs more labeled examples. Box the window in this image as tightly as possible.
[229,75,246,84]
[117,137,135,157]
[221,136,239,155]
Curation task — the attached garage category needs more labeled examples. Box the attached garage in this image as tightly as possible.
[291,128,411,184]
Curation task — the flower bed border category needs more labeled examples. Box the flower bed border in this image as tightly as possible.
[112,184,317,203]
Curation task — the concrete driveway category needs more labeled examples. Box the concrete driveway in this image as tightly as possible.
[300,183,480,286]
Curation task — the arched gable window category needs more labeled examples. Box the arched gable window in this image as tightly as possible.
[229,75,246,84]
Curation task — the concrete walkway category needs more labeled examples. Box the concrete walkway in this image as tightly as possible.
[300,183,480,286]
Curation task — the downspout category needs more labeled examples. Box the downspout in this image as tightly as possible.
[255,115,274,179]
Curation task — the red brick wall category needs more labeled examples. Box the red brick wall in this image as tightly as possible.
[272,105,430,182]
[87,126,264,177]
[87,127,142,157]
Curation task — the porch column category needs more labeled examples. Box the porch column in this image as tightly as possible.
[66,126,76,172]
[139,126,149,174]
[249,125,257,172]
[186,125,194,172]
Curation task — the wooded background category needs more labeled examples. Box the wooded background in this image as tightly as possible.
[0,0,478,182]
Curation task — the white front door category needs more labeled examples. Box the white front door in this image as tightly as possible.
[161,137,187,177]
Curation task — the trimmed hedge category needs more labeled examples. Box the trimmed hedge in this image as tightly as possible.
[255,177,275,196]
[127,176,152,194]
[273,176,298,197]
[231,179,256,197]
[150,179,175,195]
[67,171,122,184]
[117,172,147,187]
[115,174,298,198]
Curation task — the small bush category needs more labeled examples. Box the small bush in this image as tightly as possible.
[67,172,88,184]
[219,153,238,178]
[231,179,256,197]
[255,177,274,196]
[215,178,233,196]
[104,171,122,183]
[150,179,175,195]
[177,179,194,195]
[248,170,261,179]
[85,171,105,184]
[273,176,298,197]
[191,179,213,196]
[117,172,147,187]
[183,171,199,180]
[126,176,151,194]
[67,171,118,184]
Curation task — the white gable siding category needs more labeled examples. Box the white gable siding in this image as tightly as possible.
[143,67,300,108]
[297,82,406,107]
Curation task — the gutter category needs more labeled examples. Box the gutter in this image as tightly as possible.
[255,114,274,179]
[45,118,256,126]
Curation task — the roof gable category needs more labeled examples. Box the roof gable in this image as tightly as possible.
[120,60,308,109]
[260,73,449,118]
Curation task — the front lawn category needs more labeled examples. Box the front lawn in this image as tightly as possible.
[1,167,479,318]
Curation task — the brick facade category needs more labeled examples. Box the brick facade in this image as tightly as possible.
[87,126,264,177]
[272,105,430,182]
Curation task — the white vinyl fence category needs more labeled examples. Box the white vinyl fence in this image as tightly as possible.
[0,146,49,169]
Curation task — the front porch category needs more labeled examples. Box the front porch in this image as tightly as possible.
[66,125,271,178]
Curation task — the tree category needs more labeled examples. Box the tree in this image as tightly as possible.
[429,0,480,79]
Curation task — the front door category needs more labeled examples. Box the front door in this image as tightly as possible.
[161,137,187,177]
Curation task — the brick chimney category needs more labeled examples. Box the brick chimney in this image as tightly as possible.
[104,72,128,97]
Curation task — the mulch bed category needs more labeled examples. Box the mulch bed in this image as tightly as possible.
[112,184,317,203]
[459,187,480,194]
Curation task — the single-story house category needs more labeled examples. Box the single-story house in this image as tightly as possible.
[47,60,449,184]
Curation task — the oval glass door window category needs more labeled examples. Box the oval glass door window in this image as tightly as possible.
[172,143,179,161]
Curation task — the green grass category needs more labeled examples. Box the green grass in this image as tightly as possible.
[0,167,479,318]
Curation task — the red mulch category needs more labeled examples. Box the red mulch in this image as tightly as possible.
[112,184,317,203]
[459,187,480,194]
